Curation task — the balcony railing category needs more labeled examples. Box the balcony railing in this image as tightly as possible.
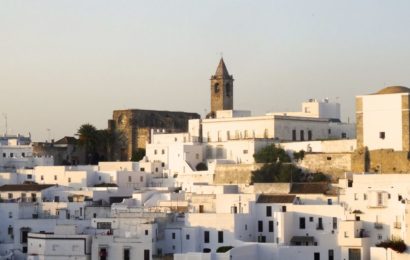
[374,223,383,229]
[394,222,402,229]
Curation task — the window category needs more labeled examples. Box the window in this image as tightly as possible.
[300,130,305,141]
[309,217,314,222]
[97,222,111,229]
[379,132,385,139]
[327,199,332,205]
[292,130,297,141]
[54,175,57,181]
[243,150,248,154]
[93,213,97,218]
[214,83,220,93]
[264,129,269,138]
[341,133,347,138]
[128,176,132,182]
[161,149,165,155]
[299,217,306,229]
[354,193,358,200]
[333,217,337,229]
[10,153,13,158]
[258,221,263,232]
[68,177,71,183]
[364,194,367,200]
[226,83,232,97]
[282,206,286,212]
[186,234,190,240]
[308,130,312,141]
[144,250,150,260]
[123,248,130,260]
[22,153,25,158]
[328,129,331,134]
[314,252,320,260]
[266,206,272,217]
[155,167,158,172]
[204,231,210,243]
[8,193,12,199]
[269,221,274,232]
[2,153,5,158]
[27,174,32,179]
[317,218,323,230]
[41,175,44,181]
[154,149,157,155]
[145,230,148,236]
[140,168,145,172]
[172,232,176,239]
[218,231,224,243]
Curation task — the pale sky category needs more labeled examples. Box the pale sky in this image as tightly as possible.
[1,1,410,141]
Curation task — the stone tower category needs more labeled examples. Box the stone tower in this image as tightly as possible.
[210,58,234,116]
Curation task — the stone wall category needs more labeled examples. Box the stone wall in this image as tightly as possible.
[111,109,200,160]
[352,149,410,173]
[253,183,290,194]
[213,163,263,184]
[298,153,352,179]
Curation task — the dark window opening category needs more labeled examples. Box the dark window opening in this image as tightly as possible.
[258,221,263,232]
[299,217,306,229]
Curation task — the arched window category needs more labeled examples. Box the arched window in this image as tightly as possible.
[226,83,232,97]
[214,83,220,93]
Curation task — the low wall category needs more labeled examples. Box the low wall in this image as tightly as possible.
[213,164,263,184]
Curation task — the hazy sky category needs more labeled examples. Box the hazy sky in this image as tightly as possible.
[1,1,410,141]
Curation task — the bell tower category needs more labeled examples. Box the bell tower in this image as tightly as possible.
[210,58,234,116]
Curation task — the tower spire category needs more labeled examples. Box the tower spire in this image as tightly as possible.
[215,58,230,78]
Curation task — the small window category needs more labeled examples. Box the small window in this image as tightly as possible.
[128,176,132,182]
[243,150,248,154]
[145,230,148,236]
[333,217,337,229]
[140,168,145,172]
[309,217,314,222]
[172,233,175,239]
[54,175,57,181]
[2,153,5,158]
[22,153,25,158]
[161,162,165,167]
[327,157,332,160]
[68,178,71,183]
[379,132,385,139]
[341,133,347,138]
[98,176,102,181]
[154,150,157,155]
[300,130,305,141]
[27,174,32,179]
[161,149,165,155]
[328,129,331,134]
[292,130,297,141]
[266,206,272,217]
[269,221,274,232]
[204,231,210,243]
[124,248,130,260]
[155,167,158,173]
[258,221,263,232]
[186,234,190,240]
[41,175,44,181]
[299,217,306,229]
[10,153,13,158]
[8,193,12,199]
[218,231,224,243]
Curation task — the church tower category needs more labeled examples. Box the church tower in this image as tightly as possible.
[210,58,234,116]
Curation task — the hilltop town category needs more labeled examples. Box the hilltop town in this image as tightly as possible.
[0,59,409,260]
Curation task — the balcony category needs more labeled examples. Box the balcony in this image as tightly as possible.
[374,223,383,229]
[394,222,402,229]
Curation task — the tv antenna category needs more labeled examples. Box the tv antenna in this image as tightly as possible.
[2,113,7,135]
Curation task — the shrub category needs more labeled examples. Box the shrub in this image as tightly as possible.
[376,239,407,253]
[254,144,290,163]
[216,246,234,253]
[196,162,208,171]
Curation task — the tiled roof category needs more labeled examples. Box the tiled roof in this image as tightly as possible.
[290,183,329,194]
[256,194,296,204]
[0,184,54,192]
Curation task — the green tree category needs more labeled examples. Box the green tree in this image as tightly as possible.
[251,162,302,184]
[253,144,291,163]
[77,124,99,164]
[131,148,146,162]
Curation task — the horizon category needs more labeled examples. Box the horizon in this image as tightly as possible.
[1,1,410,141]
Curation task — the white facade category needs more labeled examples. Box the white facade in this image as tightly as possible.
[359,92,406,151]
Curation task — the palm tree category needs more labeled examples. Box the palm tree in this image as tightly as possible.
[77,124,99,164]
